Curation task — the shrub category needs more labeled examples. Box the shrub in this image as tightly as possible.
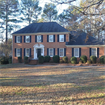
[100,56,105,64]
[79,60,82,64]
[59,59,64,63]
[18,57,22,63]
[0,56,9,64]
[53,55,60,63]
[87,60,91,64]
[62,56,68,63]
[44,56,50,62]
[9,56,12,64]
[80,55,87,63]
[70,57,77,64]
[24,56,29,64]
[38,56,44,64]
[90,56,97,63]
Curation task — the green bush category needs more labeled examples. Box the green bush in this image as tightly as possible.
[100,56,105,64]
[24,56,29,64]
[79,60,82,64]
[87,60,91,64]
[70,57,77,64]
[18,57,22,63]
[0,56,9,64]
[90,56,97,63]
[80,55,87,63]
[59,59,64,63]
[38,56,44,64]
[9,56,12,64]
[44,56,50,62]
[62,56,68,63]
[53,55,60,63]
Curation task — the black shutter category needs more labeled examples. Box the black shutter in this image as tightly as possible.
[30,48,31,57]
[24,36,25,43]
[64,48,66,56]
[57,35,59,42]
[47,35,49,42]
[20,48,22,57]
[20,36,22,43]
[79,48,81,57]
[15,48,16,57]
[30,36,31,43]
[24,48,25,57]
[41,35,43,42]
[53,48,55,56]
[97,48,99,58]
[53,35,55,42]
[64,34,66,42]
[35,35,37,42]
[57,48,59,56]
[90,48,91,57]
[47,48,49,56]
[72,48,74,57]
[15,36,16,43]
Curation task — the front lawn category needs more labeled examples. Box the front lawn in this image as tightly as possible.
[0,64,105,105]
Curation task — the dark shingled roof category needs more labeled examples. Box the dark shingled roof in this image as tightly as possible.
[66,31,103,45]
[12,22,69,34]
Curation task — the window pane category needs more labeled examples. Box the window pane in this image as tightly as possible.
[37,35,41,42]
[17,36,20,43]
[91,48,96,56]
[60,35,64,42]
[59,48,63,56]
[49,48,53,56]
[74,48,79,57]
[49,35,53,42]
[26,49,30,57]
[26,36,30,42]
[17,49,20,57]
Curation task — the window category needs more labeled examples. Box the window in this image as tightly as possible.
[25,36,30,43]
[25,48,30,57]
[59,48,64,57]
[49,35,53,42]
[17,36,21,43]
[59,35,64,42]
[91,48,97,56]
[37,35,41,42]
[74,48,79,57]
[16,48,20,57]
[49,48,53,57]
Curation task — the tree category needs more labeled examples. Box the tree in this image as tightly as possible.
[21,0,42,24]
[42,3,58,22]
[0,0,19,43]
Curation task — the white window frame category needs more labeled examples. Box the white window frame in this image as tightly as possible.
[74,48,79,58]
[49,35,53,42]
[37,35,41,42]
[25,36,30,43]
[16,48,20,57]
[91,48,97,57]
[16,36,21,43]
[25,48,30,57]
[59,35,64,42]
[49,48,53,57]
[59,48,64,57]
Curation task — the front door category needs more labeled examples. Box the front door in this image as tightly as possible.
[37,49,41,58]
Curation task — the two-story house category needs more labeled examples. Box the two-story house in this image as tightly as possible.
[12,22,105,63]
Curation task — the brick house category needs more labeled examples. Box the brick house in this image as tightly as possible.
[12,22,105,63]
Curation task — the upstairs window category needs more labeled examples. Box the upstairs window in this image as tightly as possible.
[49,35,53,42]
[59,35,64,42]
[37,35,41,42]
[25,36,30,43]
[17,36,21,43]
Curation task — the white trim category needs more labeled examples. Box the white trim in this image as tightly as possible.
[49,48,54,57]
[49,35,53,42]
[66,45,105,47]
[91,48,97,57]
[33,44,44,59]
[59,48,64,57]
[59,35,64,42]
[74,48,79,58]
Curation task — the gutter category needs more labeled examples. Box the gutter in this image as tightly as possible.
[66,45,105,47]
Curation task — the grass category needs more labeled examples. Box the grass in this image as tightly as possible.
[0,63,105,105]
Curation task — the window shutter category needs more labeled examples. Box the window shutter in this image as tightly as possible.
[57,48,59,56]
[30,48,31,57]
[72,48,74,57]
[64,34,66,42]
[20,48,22,57]
[57,35,59,42]
[24,48,25,57]
[20,36,22,43]
[79,48,81,57]
[53,48,55,56]
[15,36,16,43]
[53,35,55,42]
[64,48,66,56]
[47,48,49,56]
[47,35,49,42]
[41,35,43,42]
[35,35,37,42]
[15,48,16,57]
[24,36,25,43]
[97,48,99,58]
[30,36,31,42]
[90,48,91,57]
